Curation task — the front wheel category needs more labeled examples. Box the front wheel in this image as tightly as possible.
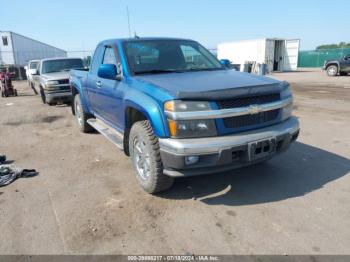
[40,88,46,104]
[327,65,338,76]
[129,120,174,194]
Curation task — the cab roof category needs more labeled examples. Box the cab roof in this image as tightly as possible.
[100,37,195,46]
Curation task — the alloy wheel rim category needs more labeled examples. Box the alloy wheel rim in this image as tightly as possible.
[133,137,151,181]
[329,67,336,75]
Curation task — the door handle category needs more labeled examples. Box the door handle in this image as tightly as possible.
[96,81,102,88]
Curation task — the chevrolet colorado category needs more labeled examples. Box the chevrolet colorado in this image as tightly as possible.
[70,37,300,193]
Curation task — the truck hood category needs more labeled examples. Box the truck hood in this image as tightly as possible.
[134,70,285,100]
[40,71,70,81]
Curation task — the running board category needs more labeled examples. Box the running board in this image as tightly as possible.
[87,118,124,150]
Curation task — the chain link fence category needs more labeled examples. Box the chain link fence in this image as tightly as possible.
[298,48,350,68]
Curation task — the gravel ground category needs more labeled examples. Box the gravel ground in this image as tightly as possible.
[0,69,349,255]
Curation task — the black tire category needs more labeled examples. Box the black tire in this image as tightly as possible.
[14,89,18,96]
[40,87,46,104]
[129,120,174,194]
[327,65,338,76]
[74,94,94,133]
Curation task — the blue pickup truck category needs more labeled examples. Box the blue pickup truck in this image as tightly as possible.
[70,37,299,193]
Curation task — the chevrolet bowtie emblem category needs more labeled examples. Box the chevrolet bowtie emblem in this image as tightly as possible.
[248,104,262,115]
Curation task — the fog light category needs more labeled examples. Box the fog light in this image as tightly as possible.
[185,155,199,165]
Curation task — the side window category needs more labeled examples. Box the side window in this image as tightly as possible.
[90,45,104,74]
[30,62,38,69]
[103,47,117,65]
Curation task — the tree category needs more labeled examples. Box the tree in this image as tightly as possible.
[316,42,350,50]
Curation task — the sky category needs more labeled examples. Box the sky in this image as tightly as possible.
[1,0,349,54]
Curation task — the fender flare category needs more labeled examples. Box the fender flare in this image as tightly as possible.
[124,90,168,137]
[70,82,92,115]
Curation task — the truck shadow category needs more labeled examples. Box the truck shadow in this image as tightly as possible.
[160,142,350,206]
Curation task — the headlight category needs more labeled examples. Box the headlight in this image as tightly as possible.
[164,100,217,138]
[44,80,60,91]
[280,85,293,121]
[164,100,211,112]
[280,85,292,99]
[168,119,217,138]
[281,102,293,121]
[46,80,59,86]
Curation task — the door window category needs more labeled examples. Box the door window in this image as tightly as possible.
[90,44,104,74]
[103,47,117,65]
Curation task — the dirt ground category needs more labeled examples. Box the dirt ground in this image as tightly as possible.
[0,69,349,255]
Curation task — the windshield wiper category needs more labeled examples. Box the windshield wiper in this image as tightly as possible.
[134,69,182,75]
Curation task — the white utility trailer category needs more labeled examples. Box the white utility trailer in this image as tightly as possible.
[217,38,300,73]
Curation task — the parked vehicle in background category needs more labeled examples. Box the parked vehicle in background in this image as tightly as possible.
[70,37,300,194]
[24,60,39,94]
[31,57,84,105]
[323,54,350,76]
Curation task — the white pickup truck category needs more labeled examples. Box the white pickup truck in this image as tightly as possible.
[24,60,39,93]
[31,57,84,105]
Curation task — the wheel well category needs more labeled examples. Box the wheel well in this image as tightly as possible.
[123,107,148,156]
[326,63,338,69]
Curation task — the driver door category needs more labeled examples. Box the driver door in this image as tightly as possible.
[95,46,123,128]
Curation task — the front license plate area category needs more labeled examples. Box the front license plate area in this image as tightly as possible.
[248,137,276,161]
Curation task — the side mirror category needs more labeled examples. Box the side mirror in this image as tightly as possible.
[98,64,122,80]
[220,59,231,69]
[29,69,38,75]
[24,66,28,70]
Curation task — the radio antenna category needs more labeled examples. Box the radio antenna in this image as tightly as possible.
[126,6,132,38]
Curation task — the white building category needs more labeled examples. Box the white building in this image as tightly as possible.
[0,31,67,67]
[217,38,300,73]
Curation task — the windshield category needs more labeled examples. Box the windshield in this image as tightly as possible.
[29,61,38,69]
[123,40,224,75]
[42,59,83,74]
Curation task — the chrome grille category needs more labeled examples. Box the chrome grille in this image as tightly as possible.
[217,93,280,109]
[58,79,69,85]
[223,109,280,129]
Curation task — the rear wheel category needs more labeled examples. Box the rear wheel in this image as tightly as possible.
[129,120,174,194]
[327,65,338,76]
[74,94,94,133]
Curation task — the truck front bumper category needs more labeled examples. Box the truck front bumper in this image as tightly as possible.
[45,91,71,103]
[159,117,300,177]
